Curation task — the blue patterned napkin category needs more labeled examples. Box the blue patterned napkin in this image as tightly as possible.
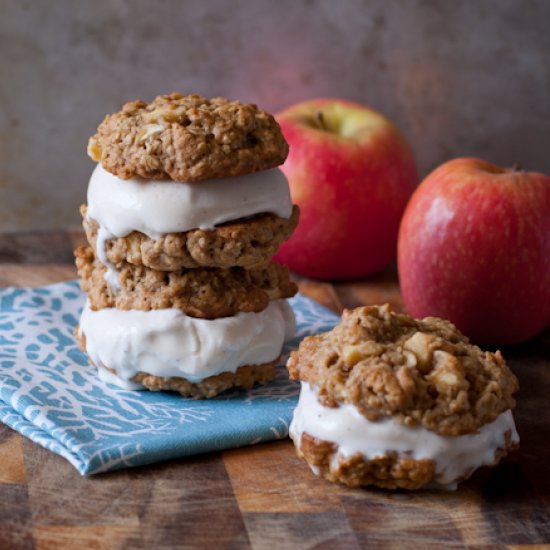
[0,281,339,474]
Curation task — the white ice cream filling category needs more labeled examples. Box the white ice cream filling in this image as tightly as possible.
[290,382,519,487]
[79,299,296,388]
[86,163,293,289]
[87,163,293,239]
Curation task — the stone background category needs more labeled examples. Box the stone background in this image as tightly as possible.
[1,0,549,231]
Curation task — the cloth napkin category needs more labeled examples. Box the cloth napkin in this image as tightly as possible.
[0,281,339,475]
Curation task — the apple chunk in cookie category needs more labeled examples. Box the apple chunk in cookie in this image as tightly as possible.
[287,304,519,490]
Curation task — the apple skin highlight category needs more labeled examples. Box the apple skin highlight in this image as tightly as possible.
[275,98,418,280]
[398,157,550,345]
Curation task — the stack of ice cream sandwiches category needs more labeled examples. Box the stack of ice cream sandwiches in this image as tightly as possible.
[75,93,299,398]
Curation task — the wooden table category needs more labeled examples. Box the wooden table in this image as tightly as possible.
[0,230,549,549]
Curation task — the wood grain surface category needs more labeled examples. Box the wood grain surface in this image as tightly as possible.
[0,230,549,549]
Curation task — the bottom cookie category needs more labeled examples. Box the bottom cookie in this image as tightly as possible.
[292,431,517,490]
[132,362,277,399]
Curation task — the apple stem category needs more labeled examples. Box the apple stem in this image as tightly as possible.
[511,163,523,172]
[316,111,327,131]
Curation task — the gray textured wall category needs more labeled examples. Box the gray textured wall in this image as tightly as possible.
[1,0,549,232]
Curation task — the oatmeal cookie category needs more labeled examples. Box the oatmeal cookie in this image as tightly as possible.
[75,329,277,398]
[82,204,300,271]
[88,93,288,182]
[132,362,277,399]
[75,246,297,318]
[287,304,518,436]
[294,431,517,490]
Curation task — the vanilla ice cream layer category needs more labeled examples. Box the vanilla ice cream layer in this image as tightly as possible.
[290,382,519,488]
[79,299,296,389]
[87,163,293,238]
[86,163,293,290]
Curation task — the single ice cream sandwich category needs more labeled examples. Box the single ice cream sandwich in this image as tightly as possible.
[287,304,519,490]
[82,93,297,286]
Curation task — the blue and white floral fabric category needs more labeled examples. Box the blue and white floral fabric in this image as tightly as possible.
[0,281,339,474]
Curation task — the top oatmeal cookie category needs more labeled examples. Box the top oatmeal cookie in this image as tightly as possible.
[287,304,518,436]
[87,93,289,182]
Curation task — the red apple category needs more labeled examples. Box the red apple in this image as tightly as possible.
[398,157,550,345]
[275,98,418,279]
